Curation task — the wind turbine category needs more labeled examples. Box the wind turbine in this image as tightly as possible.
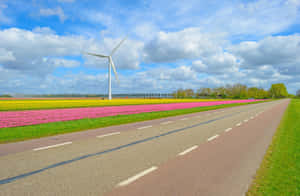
[87,37,126,100]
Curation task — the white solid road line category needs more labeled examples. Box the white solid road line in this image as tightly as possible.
[161,121,173,125]
[97,132,120,139]
[207,134,219,141]
[180,118,188,120]
[225,128,232,132]
[33,141,72,151]
[236,122,242,126]
[178,145,198,156]
[117,166,158,187]
[137,125,153,130]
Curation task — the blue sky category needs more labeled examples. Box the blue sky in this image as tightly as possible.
[0,0,300,95]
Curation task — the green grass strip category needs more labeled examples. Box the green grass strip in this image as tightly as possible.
[0,101,264,144]
[247,99,300,196]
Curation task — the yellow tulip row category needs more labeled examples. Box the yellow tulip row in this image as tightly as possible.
[0,98,225,111]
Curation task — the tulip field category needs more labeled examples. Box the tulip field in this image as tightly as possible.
[0,98,227,111]
[0,99,263,129]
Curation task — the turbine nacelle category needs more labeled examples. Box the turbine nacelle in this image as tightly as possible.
[86,37,126,100]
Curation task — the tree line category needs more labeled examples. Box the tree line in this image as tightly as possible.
[172,83,293,99]
[0,94,12,98]
[0,83,299,99]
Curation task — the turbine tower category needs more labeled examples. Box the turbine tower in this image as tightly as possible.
[87,37,126,100]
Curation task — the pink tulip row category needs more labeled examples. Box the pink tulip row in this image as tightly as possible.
[0,100,263,128]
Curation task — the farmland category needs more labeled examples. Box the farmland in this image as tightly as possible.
[0,99,262,128]
[0,98,229,111]
[0,100,264,143]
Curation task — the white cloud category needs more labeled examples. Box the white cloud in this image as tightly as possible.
[201,0,300,36]
[231,34,300,75]
[85,11,114,27]
[84,37,144,70]
[134,23,159,40]
[49,58,80,68]
[287,0,300,6]
[0,48,15,62]
[192,52,239,74]
[0,28,87,75]
[146,65,197,81]
[0,27,143,78]
[39,7,67,22]
[32,27,55,34]
[144,28,225,63]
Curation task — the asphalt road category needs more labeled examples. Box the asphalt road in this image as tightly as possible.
[0,99,289,196]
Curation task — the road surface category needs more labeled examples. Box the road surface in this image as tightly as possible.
[0,99,289,196]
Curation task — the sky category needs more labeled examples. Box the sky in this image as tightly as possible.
[0,0,300,95]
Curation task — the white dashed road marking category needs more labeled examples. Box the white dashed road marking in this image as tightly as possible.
[236,122,242,126]
[137,125,153,130]
[117,166,158,187]
[33,142,72,151]
[225,128,232,132]
[178,145,198,156]
[161,121,173,125]
[207,134,219,141]
[97,132,120,139]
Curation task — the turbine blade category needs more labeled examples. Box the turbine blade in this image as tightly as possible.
[109,57,120,84]
[110,37,127,56]
[86,52,108,58]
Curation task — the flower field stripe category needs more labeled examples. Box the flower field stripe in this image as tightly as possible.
[0,98,233,111]
[0,100,263,128]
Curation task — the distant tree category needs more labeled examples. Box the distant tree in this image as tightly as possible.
[172,89,194,98]
[212,87,227,98]
[196,88,211,97]
[172,89,185,98]
[228,84,248,99]
[225,85,234,98]
[248,87,259,98]
[185,89,195,98]
[288,94,295,98]
[248,87,270,99]
[258,88,270,99]
[269,83,288,98]
[0,94,12,98]
[296,89,300,97]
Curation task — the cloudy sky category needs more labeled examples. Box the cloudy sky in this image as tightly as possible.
[0,0,300,95]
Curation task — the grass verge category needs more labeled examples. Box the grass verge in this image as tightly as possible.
[0,101,265,144]
[247,99,300,195]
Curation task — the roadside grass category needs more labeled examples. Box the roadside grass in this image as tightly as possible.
[247,99,300,195]
[0,101,263,143]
